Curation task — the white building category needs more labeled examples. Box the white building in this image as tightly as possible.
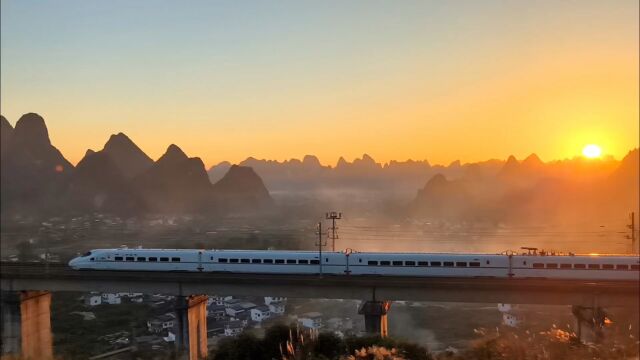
[84,294,102,306]
[209,296,233,306]
[225,302,256,318]
[502,313,519,327]
[224,320,245,337]
[298,312,323,330]
[267,302,285,315]
[264,296,286,305]
[250,305,271,322]
[101,293,121,305]
[147,314,176,333]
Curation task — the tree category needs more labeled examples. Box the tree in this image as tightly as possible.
[313,332,346,359]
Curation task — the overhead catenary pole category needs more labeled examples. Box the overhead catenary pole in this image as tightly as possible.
[325,211,342,251]
[628,212,636,252]
[315,222,327,276]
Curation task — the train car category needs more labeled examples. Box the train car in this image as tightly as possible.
[69,248,640,281]
[510,254,639,280]
[347,252,508,277]
[69,248,346,274]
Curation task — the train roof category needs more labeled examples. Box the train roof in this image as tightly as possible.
[93,248,639,258]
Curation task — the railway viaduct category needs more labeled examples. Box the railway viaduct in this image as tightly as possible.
[1,262,638,359]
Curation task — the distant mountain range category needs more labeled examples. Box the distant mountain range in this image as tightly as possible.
[1,113,637,226]
[1,114,273,217]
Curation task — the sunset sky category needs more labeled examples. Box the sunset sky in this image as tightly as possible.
[1,0,638,167]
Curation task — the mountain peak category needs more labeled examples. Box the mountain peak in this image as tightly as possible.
[302,155,321,167]
[425,173,448,188]
[13,113,50,146]
[522,153,543,167]
[101,132,153,178]
[104,132,134,149]
[159,144,188,163]
[361,153,375,163]
[1,115,11,131]
[506,155,518,164]
[336,156,349,167]
[212,165,273,209]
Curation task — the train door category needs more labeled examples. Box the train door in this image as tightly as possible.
[197,251,204,272]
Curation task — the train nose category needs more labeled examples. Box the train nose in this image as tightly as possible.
[68,257,80,269]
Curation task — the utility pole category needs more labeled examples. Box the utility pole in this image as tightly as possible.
[315,222,327,276]
[627,212,636,252]
[325,211,342,251]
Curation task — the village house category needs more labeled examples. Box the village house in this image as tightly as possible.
[250,305,271,322]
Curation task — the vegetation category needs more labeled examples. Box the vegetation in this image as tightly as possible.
[212,323,431,360]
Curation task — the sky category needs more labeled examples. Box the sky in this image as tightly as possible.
[1,0,638,167]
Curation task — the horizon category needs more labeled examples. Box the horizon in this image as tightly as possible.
[2,0,638,167]
[2,112,637,169]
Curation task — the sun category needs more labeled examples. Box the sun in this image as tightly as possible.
[582,144,602,159]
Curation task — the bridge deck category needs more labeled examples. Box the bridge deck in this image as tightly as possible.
[1,262,638,307]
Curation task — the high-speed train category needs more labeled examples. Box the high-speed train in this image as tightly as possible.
[69,248,640,280]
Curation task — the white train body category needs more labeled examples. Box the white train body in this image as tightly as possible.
[69,249,640,281]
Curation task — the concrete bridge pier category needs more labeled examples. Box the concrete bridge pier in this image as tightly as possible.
[571,305,606,343]
[175,295,208,360]
[0,291,53,360]
[1,292,21,356]
[358,300,391,337]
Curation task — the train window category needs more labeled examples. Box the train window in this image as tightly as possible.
[486,260,490,265]
[126,257,135,261]
[616,265,629,271]
[326,258,329,262]
[602,264,614,269]
[171,257,180,262]
[418,261,429,266]
[115,256,123,261]
[368,261,378,266]
[263,259,273,264]
[218,258,228,263]
[299,259,309,264]
[380,261,391,266]
[275,259,285,264]
[405,261,416,266]
[241,259,250,263]
[587,264,599,269]
[443,261,454,267]
[456,262,467,267]
[469,262,481,267]
[532,263,544,269]
[631,265,639,270]
[310,260,319,265]
[560,264,571,269]
[148,257,158,262]
[392,261,403,266]
[251,259,261,264]
[573,264,586,269]
[430,261,441,267]
[546,263,558,268]
[230,259,239,263]
[359,259,362,263]
[286,260,296,264]
[160,257,169,262]
[136,257,146,262]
